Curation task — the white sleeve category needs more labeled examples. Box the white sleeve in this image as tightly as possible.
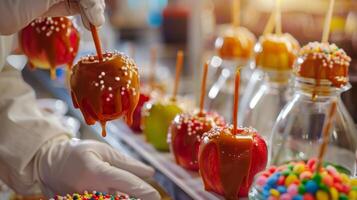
[0,0,63,35]
[0,63,70,195]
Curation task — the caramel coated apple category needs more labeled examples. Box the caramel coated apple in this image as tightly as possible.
[168,111,225,171]
[20,17,79,79]
[70,52,140,136]
[294,42,351,87]
[215,26,256,61]
[198,126,267,199]
[255,33,299,71]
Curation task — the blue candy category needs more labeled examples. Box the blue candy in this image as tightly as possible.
[305,180,318,194]
[267,176,278,186]
[292,195,303,200]
[277,186,287,194]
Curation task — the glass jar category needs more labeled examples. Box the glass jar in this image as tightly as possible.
[239,70,292,143]
[206,58,255,121]
[270,77,357,175]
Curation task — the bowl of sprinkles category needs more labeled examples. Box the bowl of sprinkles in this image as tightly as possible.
[50,191,140,200]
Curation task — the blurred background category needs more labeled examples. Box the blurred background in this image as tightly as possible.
[3,0,356,199]
[101,0,357,122]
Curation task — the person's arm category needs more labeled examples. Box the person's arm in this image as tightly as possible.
[0,63,160,199]
[0,63,70,194]
[0,0,105,35]
[0,0,62,35]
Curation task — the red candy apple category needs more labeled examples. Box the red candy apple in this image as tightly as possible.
[70,52,140,137]
[168,111,225,171]
[130,93,150,132]
[198,126,267,199]
[20,17,80,79]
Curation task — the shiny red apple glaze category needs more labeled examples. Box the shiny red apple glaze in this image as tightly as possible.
[70,52,140,137]
[20,17,79,79]
[198,126,267,199]
[168,111,225,171]
[130,93,150,132]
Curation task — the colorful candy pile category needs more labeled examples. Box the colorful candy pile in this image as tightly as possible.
[254,159,357,200]
[50,191,139,200]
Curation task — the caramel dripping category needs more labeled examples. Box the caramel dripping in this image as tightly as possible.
[70,54,139,137]
[216,133,253,200]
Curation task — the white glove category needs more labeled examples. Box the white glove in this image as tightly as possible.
[0,0,105,35]
[36,137,161,200]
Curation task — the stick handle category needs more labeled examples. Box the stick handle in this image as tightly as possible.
[172,51,184,101]
[199,62,209,114]
[275,0,282,35]
[90,24,103,61]
[232,0,240,27]
[315,100,337,172]
[322,0,335,43]
[233,68,241,134]
[263,12,276,35]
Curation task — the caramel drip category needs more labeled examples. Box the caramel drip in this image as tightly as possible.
[312,63,322,101]
[200,127,254,200]
[20,17,79,79]
[297,54,349,90]
[70,53,140,136]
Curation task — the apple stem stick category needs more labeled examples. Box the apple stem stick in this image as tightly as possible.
[149,47,157,88]
[90,24,103,61]
[233,68,241,135]
[172,50,184,101]
[322,0,335,43]
[199,62,209,114]
[275,0,282,35]
[263,12,276,35]
[315,100,337,172]
[232,0,240,27]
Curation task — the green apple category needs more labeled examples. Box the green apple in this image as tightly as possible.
[142,99,183,151]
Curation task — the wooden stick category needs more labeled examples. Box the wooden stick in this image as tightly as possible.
[322,0,335,43]
[172,50,184,101]
[263,12,276,35]
[275,0,282,35]
[90,24,103,61]
[315,100,338,172]
[199,62,209,114]
[149,47,157,87]
[232,0,240,27]
[233,68,241,134]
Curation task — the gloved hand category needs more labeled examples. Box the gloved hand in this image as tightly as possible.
[36,137,161,200]
[0,0,105,35]
[43,0,105,30]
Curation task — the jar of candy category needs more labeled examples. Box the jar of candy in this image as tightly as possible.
[270,42,357,175]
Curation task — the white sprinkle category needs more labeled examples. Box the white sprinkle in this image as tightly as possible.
[100,80,104,84]
[106,98,110,102]
[94,82,99,87]
[115,77,120,81]
[121,91,125,95]
[101,72,106,76]
[108,87,112,91]
[41,26,46,31]
[50,26,54,30]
